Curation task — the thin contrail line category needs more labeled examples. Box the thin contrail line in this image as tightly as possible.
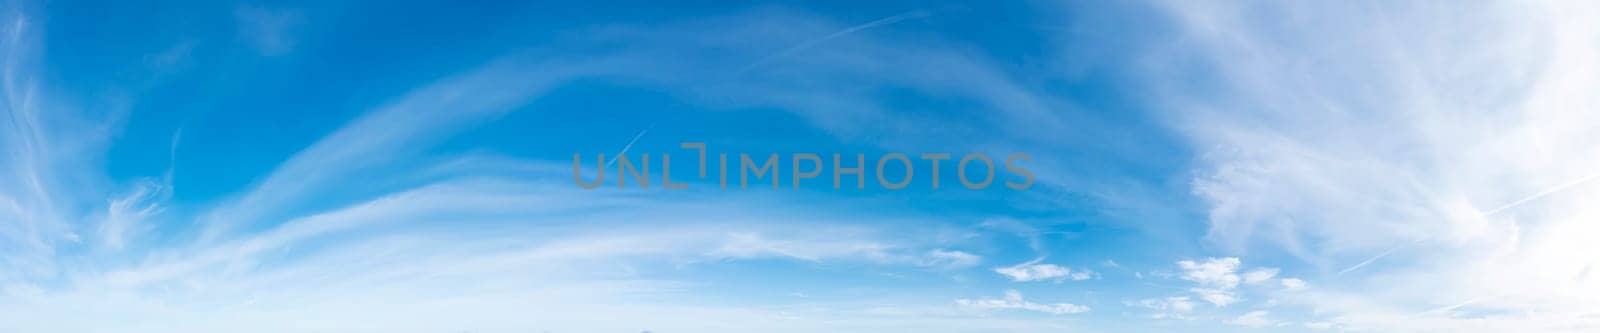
[1338,238,1426,276]
[1482,171,1600,216]
[1418,294,1495,316]
[606,123,655,168]
[740,9,930,73]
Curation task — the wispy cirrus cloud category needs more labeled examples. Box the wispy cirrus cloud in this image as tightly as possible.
[1224,310,1278,328]
[2,8,1043,332]
[994,259,1095,282]
[1,7,132,282]
[195,56,582,241]
[956,289,1089,315]
[1131,296,1195,319]
[11,0,1593,331]
[234,5,302,56]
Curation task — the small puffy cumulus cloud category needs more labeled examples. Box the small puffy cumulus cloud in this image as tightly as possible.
[994,260,1096,282]
[956,290,1089,315]
[1178,257,1242,289]
[1177,257,1244,306]
[1136,258,1325,325]
[1134,259,1317,324]
[1172,257,1298,307]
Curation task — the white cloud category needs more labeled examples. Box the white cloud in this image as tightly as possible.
[97,180,166,250]
[1153,1,1600,331]
[956,290,1089,315]
[1191,288,1239,307]
[22,2,1600,331]
[1177,257,1241,289]
[1242,267,1278,284]
[1280,278,1306,290]
[1133,296,1195,319]
[1304,321,1335,330]
[5,178,1008,331]
[1226,310,1278,328]
[0,8,1099,332]
[1165,298,1196,314]
[994,260,1093,282]
[0,10,133,281]
[924,249,982,269]
[196,55,575,241]
[1171,258,1282,307]
[1176,257,1249,306]
[1068,270,1096,281]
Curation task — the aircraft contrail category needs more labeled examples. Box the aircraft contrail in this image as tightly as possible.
[1339,170,1600,276]
[1482,171,1600,216]
[606,123,656,168]
[1337,238,1425,276]
[740,9,931,73]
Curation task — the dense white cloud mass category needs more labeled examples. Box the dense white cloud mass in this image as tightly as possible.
[1154,1,1600,331]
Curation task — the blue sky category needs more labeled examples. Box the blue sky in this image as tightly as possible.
[4,1,1600,332]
